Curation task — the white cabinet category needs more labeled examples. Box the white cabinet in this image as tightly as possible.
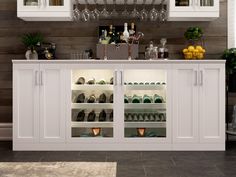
[172,63,225,145]
[13,64,40,143]
[17,0,72,21]
[168,0,219,21]
[13,63,65,147]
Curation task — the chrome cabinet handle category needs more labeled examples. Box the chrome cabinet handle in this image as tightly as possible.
[199,70,203,86]
[40,71,43,85]
[35,71,39,86]
[194,70,198,86]
[114,70,118,86]
[120,71,123,85]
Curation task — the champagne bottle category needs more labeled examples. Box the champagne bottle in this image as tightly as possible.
[76,110,85,121]
[154,94,163,103]
[124,95,129,103]
[87,78,95,85]
[87,94,96,103]
[110,111,113,121]
[76,77,85,85]
[110,77,113,85]
[87,110,96,122]
[143,95,152,103]
[99,93,106,103]
[99,110,107,121]
[109,94,113,103]
[132,95,141,103]
[76,93,85,103]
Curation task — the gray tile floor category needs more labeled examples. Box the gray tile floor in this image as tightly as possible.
[0,141,236,177]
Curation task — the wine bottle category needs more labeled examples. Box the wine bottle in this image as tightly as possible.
[99,110,107,121]
[87,110,96,122]
[132,95,141,103]
[129,22,135,37]
[144,114,149,122]
[154,113,160,121]
[76,93,85,103]
[76,77,85,85]
[87,94,96,103]
[149,114,155,121]
[109,94,113,103]
[134,82,138,85]
[159,113,166,122]
[127,113,133,121]
[87,78,95,85]
[97,79,106,85]
[110,111,113,121]
[99,93,107,103]
[76,110,85,121]
[110,77,113,85]
[138,114,144,121]
[143,95,152,103]
[154,94,163,103]
[133,114,138,121]
[124,95,129,103]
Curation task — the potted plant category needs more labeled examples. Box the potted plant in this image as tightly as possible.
[222,48,236,92]
[21,33,43,60]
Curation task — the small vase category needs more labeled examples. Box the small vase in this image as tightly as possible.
[25,50,38,60]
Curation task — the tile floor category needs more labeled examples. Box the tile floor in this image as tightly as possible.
[0,141,236,177]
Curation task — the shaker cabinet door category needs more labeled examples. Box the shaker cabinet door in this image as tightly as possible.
[13,64,40,143]
[199,64,225,143]
[39,64,66,142]
[172,64,199,143]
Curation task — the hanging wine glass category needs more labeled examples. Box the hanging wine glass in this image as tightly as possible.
[100,0,110,19]
[73,0,81,21]
[90,0,100,21]
[149,0,159,21]
[140,0,148,21]
[121,0,129,19]
[159,0,167,22]
[110,0,119,18]
[81,0,91,22]
[130,0,140,20]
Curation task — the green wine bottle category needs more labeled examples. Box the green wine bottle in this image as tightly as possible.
[138,114,144,121]
[97,79,106,85]
[76,77,85,85]
[132,95,141,103]
[149,114,155,121]
[87,110,96,122]
[110,77,113,85]
[109,94,113,103]
[133,114,138,121]
[76,93,85,103]
[98,93,106,103]
[153,94,163,103]
[99,110,106,121]
[87,78,95,85]
[124,95,129,103]
[143,95,152,103]
[144,114,149,122]
[109,111,113,121]
[76,110,85,121]
[87,94,96,103]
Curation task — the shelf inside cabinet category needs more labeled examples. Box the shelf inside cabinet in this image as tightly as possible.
[125,122,166,128]
[125,103,166,110]
[71,122,113,128]
[72,84,113,91]
[71,103,113,109]
[124,85,165,90]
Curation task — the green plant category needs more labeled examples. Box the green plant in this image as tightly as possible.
[184,27,203,41]
[222,48,236,75]
[21,33,43,51]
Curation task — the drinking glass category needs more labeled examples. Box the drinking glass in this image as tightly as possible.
[149,0,159,21]
[140,0,148,21]
[121,0,129,18]
[73,0,81,21]
[110,0,119,18]
[100,0,110,19]
[130,0,140,19]
[90,0,100,21]
[159,0,167,22]
[81,0,91,22]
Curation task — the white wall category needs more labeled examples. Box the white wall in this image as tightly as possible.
[228,0,236,48]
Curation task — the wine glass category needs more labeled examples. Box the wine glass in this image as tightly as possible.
[149,0,159,21]
[73,0,81,21]
[110,0,119,18]
[140,0,148,21]
[81,0,91,22]
[100,0,110,19]
[121,0,129,19]
[159,0,167,22]
[90,0,100,21]
[130,0,140,19]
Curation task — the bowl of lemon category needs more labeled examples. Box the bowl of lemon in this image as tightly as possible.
[183,45,206,60]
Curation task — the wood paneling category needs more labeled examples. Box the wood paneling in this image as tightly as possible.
[0,0,228,123]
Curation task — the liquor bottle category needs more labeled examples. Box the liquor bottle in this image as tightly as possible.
[76,77,85,85]
[123,23,130,43]
[154,94,163,103]
[98,93,107,103]
[132,95,141,103]
[158,38,169,59]
[99,110,107,121]
[109,94,113,103]
[76,110,85,121]
[110,77,113,85]
[124,95,129,103]
[87,78,95,85]
[87,110,96,122]
[110,27,117,44]
[129,22,135,37]
[110,110,113,121]
[76,93,85,103]
[97,79,106,85]
[87,94,96,103]
[143,95,152,103]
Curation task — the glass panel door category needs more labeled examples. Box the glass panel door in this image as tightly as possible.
[123,70,167,139]
[49,0,64,6]
[70,69,114,138]
[24,0,39,6]
[175,0,190,6]
[200,0,214,6]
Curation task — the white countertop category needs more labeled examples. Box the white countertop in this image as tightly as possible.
[12,59,226,64]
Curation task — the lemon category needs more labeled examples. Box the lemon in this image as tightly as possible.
[186,52,193,59]
[197,53,204,59]
[193,49,199,53]
[196,46,203,51]
[188,46,195,52]
[202,49,206,53]
[183,49,188,53]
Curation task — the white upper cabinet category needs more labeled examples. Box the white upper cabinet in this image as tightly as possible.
[168,0,219,21]
[17,0,72,21]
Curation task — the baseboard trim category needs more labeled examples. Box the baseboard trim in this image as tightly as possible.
[0,123,12,141]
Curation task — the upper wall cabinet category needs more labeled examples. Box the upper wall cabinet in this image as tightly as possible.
[17,0,72,21]
[168,0,219,21]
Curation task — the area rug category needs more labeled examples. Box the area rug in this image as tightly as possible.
[0,162,117,177]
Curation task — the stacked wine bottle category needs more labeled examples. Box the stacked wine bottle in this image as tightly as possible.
[76,77,113,85]
[124,94,164,103]
[125,113,166,122]
[76,110,113,122]
[76,93,113,103]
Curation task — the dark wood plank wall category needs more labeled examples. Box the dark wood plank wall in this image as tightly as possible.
[0,0,228,123]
